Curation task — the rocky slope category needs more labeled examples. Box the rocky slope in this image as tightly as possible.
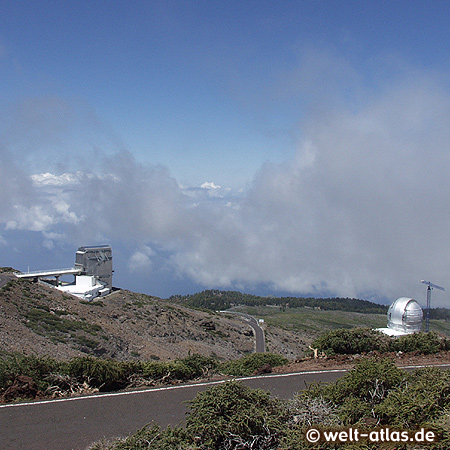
[0,273,309,361]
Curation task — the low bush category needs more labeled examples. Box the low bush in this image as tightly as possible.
[219,352,288,376]
[376,366,450,427]
[392,331,449,354]
[88,422,189,450]
[304,357,406,425]
[310,327,391,355]
[0,352,228,400]
[140,355,218,382]
[311,327,450,356]
[0,353,63,392]
[67,356,127,389]
[185,380,287,449]
[179,353,218,378]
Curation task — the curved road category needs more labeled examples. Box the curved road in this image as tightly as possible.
[0,369,346,450]
[221,311,266,352]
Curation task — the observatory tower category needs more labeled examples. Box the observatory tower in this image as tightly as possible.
[378,297,423,336]
[75,245,113,290]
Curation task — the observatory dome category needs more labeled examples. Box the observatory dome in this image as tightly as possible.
[387,297,423,334]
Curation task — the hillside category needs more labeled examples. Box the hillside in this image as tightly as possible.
[0,273,309,360]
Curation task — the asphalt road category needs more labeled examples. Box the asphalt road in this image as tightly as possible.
[221,311,266,352]
[0,369,346,450]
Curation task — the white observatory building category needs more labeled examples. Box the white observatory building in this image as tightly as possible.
[16,245,113,301]
[378,297,423,336]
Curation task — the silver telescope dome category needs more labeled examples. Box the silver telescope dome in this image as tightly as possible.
[387,297,423,334]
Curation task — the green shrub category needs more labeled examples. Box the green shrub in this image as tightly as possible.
[185,380,287,449]
[304,357,406,425]
[376,366,450,428]
[24,307,103,340]
[179,354,218,378]
[310,328,391,355]
[74,335,100,349]
[220,352,288,376]
[67,356,126,389]
[140,360,187,381]
[311,327,450,357]
[89,422,189,450]
[392,331,448,354]
[0,353,63,391]
[140,354,218,382]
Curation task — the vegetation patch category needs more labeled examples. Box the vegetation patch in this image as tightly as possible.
[220,352,288,376]
[0,353,221,400]
[310,328,450,355]
[80,300,105,307]
[23,307,102,337]
[172,289,389,314]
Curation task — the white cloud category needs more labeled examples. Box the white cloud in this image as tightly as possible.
[168,75,450,303]
[128,246,155,272]
[5,205,55,232]
[1,63,450,305]
[31,172,85,186]
[201,181,221,190]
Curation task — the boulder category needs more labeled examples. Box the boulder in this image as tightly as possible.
[253,363,272,376]
[1,375,41,402]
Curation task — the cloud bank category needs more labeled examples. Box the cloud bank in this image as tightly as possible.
[1,69,450,305]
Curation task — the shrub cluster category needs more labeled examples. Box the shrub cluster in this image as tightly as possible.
[219,352,288,376]
[311,328,450,355]
[0,352,287,402]
[0,353,63,392]
[288,357,450,449]
[90,358,450,450]
[0,353,220,399]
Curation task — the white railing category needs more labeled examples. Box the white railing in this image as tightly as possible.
[15,267,82,278]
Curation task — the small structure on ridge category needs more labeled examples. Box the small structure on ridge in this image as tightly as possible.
[16,245,113,301]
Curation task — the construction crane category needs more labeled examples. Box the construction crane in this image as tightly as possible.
[421,280,445,332]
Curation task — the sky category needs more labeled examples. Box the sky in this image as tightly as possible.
[1,1,450,307]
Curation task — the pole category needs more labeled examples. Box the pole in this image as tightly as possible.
[425,286,431,333]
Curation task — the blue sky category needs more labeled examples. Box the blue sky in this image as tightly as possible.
[1,1,450,306]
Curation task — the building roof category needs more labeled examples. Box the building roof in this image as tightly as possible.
[387,297,423,333]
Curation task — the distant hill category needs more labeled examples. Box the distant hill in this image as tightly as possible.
[170,289,389,314]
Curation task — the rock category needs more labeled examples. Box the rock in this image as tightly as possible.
[1,375,41,402]
[253,363,272,376]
